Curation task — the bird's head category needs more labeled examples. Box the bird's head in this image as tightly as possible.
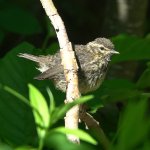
[87,38,119,61]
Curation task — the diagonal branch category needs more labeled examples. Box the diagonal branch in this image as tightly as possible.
[39,0,81,143]
[79,108,110,150]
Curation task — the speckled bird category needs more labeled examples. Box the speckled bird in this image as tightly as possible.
[18,38,119,93]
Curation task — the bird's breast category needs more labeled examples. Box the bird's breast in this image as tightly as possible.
[79,61,108,93]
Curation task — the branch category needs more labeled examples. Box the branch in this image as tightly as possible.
[79,106,110,150]
[39,0,81,143]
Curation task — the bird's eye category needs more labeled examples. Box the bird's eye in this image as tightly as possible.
[99,46,104,50]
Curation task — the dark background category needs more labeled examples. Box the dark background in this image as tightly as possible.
[0,0,149,55]
[0,0,150,150]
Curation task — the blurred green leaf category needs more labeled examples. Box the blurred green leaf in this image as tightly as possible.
[45,132,94,150]
[0,41,64,145]
[0,42,37,145]
[0,29,4,44]
[15,146,36,150]
[29,84,49,139]
[46,42,59,54]
[45,16,56,37]
[98,79,139,102]
[113,97,149,150]
[0,7,42,35]
[0,143,13,150]
[136,62,150,88]
[50,127,97,145]
[143,141,150,150]
[46,87,55,115]
[4,85,30,106]
[112,35,150,63]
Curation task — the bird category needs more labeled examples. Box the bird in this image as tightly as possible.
[18,38,119,94]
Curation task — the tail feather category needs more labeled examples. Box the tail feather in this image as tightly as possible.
[18,53,40,63]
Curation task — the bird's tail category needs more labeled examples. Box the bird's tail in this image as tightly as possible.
[18,53,40,63]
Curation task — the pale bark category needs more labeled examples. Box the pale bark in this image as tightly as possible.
[39,0,80,143]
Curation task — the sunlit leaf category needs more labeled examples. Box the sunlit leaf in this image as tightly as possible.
[28,84,49,139]
[15,146,36,150]
[45,132,94,150]
[50,127,97,145]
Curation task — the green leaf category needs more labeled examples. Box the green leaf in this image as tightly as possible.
[0,41,63,145]
[3,85,44,122]
[50,127,97,145]
[0,7,42,35]
[0,42,37,145]
[46,87,55,114]
[97,79,139,102]
[45,16,56,38]
[4,85,30,106]
[46,42,59,54]
[143,141,150,150]
[45,132,94,150]
[111,35,150,63]
[0,30,4,44]
[15,146,36,150]
[136,62,150,88]
[114,97,149,150]
[0,143,13,150]
[51,95,94,125]
[28,84,50,139]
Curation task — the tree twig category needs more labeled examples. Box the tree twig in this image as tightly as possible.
[79,106,110,150]
[39,0,81,143]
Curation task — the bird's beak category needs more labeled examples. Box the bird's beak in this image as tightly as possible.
[110,50,120,54]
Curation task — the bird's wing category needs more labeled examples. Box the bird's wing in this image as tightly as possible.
[34,65,64,80]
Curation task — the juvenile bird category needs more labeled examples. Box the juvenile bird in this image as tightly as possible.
[18,38,119,93]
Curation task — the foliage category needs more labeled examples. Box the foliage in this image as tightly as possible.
[3,84,95,150]
[0,0,150,150]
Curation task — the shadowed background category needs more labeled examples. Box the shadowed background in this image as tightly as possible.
[0,0,150,150]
